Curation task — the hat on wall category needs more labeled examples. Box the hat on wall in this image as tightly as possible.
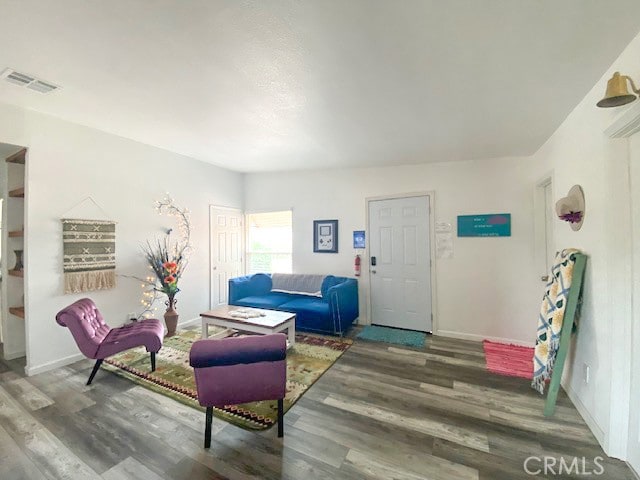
[556,185,585,231]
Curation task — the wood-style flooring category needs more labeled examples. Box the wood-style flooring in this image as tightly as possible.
[0,332,635,480]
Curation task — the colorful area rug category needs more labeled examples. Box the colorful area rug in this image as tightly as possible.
[483,340,534,379]
[356,325,426,348]
[103,329,351,431]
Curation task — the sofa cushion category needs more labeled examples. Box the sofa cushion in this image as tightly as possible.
[228,273,272,304]
[321,275,339,298]
[279,298,330,318]
[250,273,273,292]
[233,293,293,309]
[278,298,334,333]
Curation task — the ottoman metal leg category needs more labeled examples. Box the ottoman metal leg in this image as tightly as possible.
[204,406,213,448]
[277,398,284,438]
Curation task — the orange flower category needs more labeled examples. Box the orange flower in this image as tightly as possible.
[164,275,176,285]
[163,261,178,273]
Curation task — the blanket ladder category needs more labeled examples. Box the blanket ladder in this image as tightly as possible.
[543,252,588,416]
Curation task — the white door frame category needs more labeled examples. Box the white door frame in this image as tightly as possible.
[365,191,437,333]
[626,134,640,472]
[209,205,245,309]
[533,172,554,280]
[0,196,4,347]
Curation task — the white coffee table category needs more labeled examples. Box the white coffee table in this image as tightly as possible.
[200,305,296,347]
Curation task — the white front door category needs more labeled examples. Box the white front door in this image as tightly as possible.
[628,134,640,474]
[368,195,432,332]
[210,207,244,309]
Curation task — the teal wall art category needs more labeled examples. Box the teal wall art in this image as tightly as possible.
[457,214,511,237]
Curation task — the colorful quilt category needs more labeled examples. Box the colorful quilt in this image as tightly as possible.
[532,248,581,394]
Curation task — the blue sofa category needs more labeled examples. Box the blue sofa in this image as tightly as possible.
[228,273,359,335]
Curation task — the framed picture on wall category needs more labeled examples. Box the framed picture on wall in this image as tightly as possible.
[313,219,338,253]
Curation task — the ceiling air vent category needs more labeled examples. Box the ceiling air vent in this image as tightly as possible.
[27,80,57,93]
[1,68,59,94]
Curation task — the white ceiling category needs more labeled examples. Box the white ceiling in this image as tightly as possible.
[1,1,639,172]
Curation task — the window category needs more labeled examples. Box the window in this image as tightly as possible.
[246,211,292,274]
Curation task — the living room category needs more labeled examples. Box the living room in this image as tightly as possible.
[1,1,640,479]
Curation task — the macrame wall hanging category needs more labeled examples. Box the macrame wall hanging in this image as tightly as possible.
[62,219,116,294]
[61,197,116,294]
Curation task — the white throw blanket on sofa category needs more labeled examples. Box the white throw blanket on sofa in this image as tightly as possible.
[271,273,324,297]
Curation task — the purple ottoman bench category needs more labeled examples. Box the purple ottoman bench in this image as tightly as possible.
[189,333,287,447]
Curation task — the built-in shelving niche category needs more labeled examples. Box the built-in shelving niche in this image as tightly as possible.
[3,145,27,360]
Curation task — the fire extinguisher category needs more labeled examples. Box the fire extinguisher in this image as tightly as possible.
[354,254,361,277]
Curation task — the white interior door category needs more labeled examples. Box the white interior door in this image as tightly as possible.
[368,195,432,332]
[210,207,244,309]
[628,134,640,474]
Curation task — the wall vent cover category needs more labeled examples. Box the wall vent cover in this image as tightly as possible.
[1,68,59,94]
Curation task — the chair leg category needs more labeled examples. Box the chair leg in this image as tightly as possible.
[150,352,156,372]
[277,398,284,438]
[87,359,103,385]
[204,406,213,448]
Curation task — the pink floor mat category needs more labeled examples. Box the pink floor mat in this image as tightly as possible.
[483,340,534,379]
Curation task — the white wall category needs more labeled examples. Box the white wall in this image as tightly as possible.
[528,31,640,458]
[245,156,543,345]
[0,102,244,374]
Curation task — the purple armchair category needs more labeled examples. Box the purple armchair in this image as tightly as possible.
[56,298,164,385]
[189,333,287,447]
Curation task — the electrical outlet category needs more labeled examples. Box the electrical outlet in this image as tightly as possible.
[125,312,137,323]
[583,363,590,384]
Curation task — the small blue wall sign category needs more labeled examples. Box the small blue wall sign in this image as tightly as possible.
[353,230,366,248]
[457,214,511,237]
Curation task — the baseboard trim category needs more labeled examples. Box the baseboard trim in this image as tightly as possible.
[178,317,200,328]
[563,383,607,452]
[25,353,85,376]
[435,329,535,347]
[3,350,26,361]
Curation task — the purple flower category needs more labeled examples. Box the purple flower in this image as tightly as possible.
[560,211,583,224]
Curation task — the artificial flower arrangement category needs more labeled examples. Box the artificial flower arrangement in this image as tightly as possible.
[135,195,192,321]
[142,237,185,304]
